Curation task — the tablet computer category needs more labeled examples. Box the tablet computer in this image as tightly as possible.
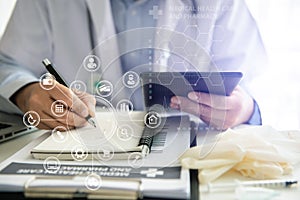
[140,72,243,108]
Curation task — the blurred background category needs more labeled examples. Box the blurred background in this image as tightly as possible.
[0,0,299,130]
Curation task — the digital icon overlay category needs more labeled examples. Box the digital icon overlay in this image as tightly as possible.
[70,80,87,96]
[116,99,133,112]
[85,173,102,191]
[43,156,61,174]
[71,146,88,161]
[117,125,133,141]
[97,145,114,161]
[83,55,101,72]
[122,71,140,88]
[51,100,68,117]
[39,73,56,90]
[23,111,40,128]
[128,152,144,168]
[96,80,113,97]
[51,126,68,143]
[144,111,161,129]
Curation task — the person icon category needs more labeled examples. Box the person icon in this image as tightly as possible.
[87,57,96,69]
[83,55,101,72]
[123,71,139,88]
[127,74,135,86]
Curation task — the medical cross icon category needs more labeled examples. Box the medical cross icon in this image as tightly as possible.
[140,168,164,178]
[149,6,163,20]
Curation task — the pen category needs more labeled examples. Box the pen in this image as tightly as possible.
[42,58,96,128]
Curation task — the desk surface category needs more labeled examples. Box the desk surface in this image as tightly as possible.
[1,130,300,200]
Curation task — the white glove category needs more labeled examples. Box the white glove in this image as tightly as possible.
[181,126,300,183]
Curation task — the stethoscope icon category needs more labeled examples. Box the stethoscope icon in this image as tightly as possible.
[27,114,37,125]
[23,111,40,128]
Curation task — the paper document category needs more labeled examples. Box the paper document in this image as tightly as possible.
[0,112,192,199]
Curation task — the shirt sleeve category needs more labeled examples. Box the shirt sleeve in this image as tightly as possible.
[245,99,262,125]
[208,0,267,125]
[0,0,52,114]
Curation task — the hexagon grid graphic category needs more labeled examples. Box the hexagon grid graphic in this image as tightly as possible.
[72,27,227,165]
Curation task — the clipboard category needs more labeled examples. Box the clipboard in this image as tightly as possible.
[0,116,198,200]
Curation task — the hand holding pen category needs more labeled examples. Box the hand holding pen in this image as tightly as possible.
[42,58,96,128]
[12,59,96,130]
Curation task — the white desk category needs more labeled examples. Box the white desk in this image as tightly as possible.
[200,168,300,200]
[0,130,45,163]
[1,130,300,200]
[196,128,300,200]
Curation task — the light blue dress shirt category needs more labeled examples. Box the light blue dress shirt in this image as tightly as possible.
[111,0,161,110]
[111,0,159,73]
[110,0,262,124]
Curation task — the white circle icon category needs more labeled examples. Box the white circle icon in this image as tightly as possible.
[85,173,102,191]
[23,111,40,128]
[96,80,113,97]
[123,71,140,88]
[97,145,114,161]
[128,152,144,168]
[117,125,133,141]
[43,156,61,174]
[71,146,88,161]
[51,100,68,117]
[144,111,161,129]
[39,73,56,90]
[51,126,68,143]
[70,80,87,96]
[83,55,101,72]
[116,99,134,112]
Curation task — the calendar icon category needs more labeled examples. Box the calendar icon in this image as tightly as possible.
[55,104,64,113]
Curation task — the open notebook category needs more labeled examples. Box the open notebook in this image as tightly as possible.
[31,111,162,160]
[1,112,194,199]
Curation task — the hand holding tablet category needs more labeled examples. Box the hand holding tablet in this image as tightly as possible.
[140,72,243,107]
[141,72,254,129]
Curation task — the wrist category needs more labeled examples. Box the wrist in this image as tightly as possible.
[245,99,262,125]
[10,82,38,112]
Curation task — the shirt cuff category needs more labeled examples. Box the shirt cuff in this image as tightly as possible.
[246,99,262,125]
[0,72,39,114]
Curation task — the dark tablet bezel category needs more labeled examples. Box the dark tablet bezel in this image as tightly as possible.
[140,72,243,108]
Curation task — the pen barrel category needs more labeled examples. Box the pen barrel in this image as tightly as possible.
[138,128,154,150]
[42,59,68,87]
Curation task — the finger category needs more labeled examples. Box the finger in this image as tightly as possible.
[170,102,180,109]
[200,115,227,130]
[70,96,90,118]
[51,83,90,119]
[65,110,88,127]
[49,82,74,106]
[39,111,75,129]
[171,96,210,116]
[188,92,229,110]
[171,96,228,121]
[79,93,96,117]
[43,110,87,128]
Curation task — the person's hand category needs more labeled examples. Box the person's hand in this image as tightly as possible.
[170,86,254,130]
[12,81,96,130]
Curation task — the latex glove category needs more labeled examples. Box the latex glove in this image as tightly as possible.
[181,126,300,184]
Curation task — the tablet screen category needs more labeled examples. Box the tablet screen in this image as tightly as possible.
[140,72,243,108]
